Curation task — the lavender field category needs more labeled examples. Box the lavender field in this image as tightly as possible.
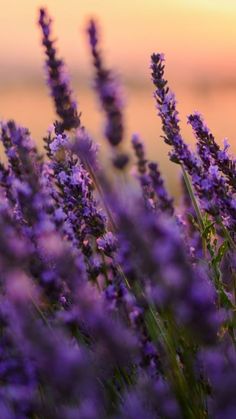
[0,6,236,418]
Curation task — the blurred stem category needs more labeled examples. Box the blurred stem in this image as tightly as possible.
[100,251,110,287]
[147,306,205,418]
[30,296,53,332]
[83,159,117,232]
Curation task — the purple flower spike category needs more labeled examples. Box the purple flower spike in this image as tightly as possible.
[38,8,80,132]
[148,162,174,215]
[87,19,124,148]
[150,53,196,172]
[131,134,173,215]
[132,134,147,175]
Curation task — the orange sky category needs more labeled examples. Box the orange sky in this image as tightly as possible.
[1,0,236,82]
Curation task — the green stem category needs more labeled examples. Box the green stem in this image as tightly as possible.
[30,296,53,331]
[182,166,208,258]
[218,218,236,250]
[182,167,204,232]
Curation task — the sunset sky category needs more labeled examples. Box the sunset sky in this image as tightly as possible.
[1,0,236,81]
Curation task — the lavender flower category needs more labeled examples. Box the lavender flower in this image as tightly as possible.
[131,134,173,214]
[87,19,124,147]
[39,8,80,132]
[131,133,147,175]
[150,53,201,172]
[87,19,130,170]
[188,112,236,189]
[131,134,156,209]
[148,162,174,215]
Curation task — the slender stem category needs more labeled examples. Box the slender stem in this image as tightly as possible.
[30,296,53,332]
[84,159,117,232]
[218,218,236,250]
[182,166,208,258]
[182,167,204,232]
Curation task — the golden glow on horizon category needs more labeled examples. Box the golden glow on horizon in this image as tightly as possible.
[1,0,236,166]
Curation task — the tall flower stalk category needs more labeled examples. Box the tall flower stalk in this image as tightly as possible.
[87,19,129,169]
[39,8,80,132]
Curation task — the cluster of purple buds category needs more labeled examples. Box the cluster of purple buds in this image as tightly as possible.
[188,112,236,189]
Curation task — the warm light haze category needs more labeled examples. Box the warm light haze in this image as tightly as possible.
[1,0,236,79]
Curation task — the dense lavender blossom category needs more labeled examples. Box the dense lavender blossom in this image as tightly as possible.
[47,129,107,241]
[0,7,235,418]
[188,112,236,189]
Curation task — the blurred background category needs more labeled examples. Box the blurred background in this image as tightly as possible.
[1,0,236,194]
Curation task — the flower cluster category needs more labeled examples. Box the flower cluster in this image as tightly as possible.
[0,7,235,418]
[151,53,236,230]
